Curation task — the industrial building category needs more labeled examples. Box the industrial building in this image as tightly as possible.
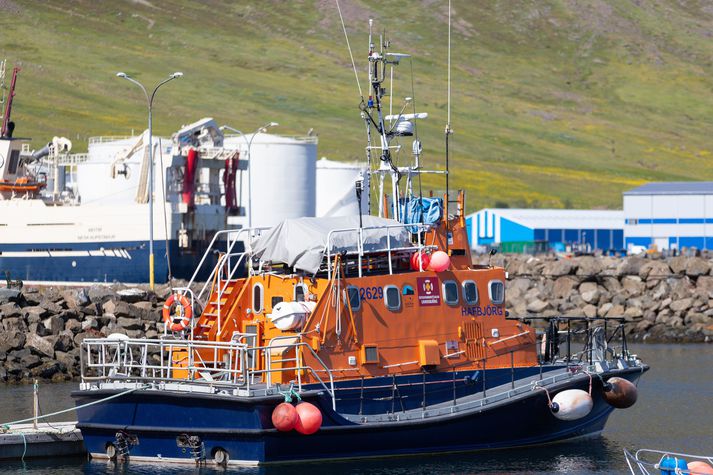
[466,208,624,252]
[624,182,713,251]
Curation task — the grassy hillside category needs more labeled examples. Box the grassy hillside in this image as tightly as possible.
[2,0,713,211]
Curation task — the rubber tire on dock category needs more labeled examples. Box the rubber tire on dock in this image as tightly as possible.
[214,448,229,466]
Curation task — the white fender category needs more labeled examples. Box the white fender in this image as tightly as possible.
[550,389,593,421]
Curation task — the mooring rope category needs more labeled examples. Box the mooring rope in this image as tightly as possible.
[1,384,149,430]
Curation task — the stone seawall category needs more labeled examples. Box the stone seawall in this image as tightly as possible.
[475,254,713,344]
[0,285,173,384]
[1,254,712,382]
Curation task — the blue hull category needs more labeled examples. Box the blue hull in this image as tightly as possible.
[0,239,237,284]
[73,367,645,464]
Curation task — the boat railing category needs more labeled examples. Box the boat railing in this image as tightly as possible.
[80,337,250,387]
[624,448,713,474]
[184,226,268,308]
[507,315,642,367]
[79,336,336,408]
[325,222,433,279]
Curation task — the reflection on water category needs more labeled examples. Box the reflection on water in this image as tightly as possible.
[0,344,711,474]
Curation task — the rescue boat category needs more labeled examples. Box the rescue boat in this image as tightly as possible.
[72,20,648,466]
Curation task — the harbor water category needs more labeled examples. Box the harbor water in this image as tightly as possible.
[0,343,710,474]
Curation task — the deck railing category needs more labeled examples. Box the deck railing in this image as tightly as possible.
[80,336,336,408]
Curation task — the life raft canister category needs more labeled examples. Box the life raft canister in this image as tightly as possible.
[163,293,193,332]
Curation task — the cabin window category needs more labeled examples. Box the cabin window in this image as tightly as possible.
[347,286,361,311]
[384,285,401,311]
[443,280,459,306]
[362,345,379,364]
[7,150,20,175]
[462,281,478,305]
[271,296,283,308]
[294,283,308,302]
[488,280,505,305]
[252,283,264,314]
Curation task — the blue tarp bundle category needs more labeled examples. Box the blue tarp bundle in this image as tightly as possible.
[401,197,442,232]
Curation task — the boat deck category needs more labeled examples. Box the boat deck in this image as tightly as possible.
[0,422,85,460]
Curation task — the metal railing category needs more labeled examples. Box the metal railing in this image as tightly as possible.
[624,448,713,475]
[325,222,434,279]
[80,336,336,408]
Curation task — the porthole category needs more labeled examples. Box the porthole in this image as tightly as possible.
[488,280,505,305]
[252,283,264,314]
[347,286,361,311]
[384,285,401,311]
[462,280,478,305]
[443,280,459,306]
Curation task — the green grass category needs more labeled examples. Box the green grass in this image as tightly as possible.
[3,0,713,212]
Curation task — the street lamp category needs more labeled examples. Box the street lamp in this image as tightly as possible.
[117,71,183,290]
[220,122,278,229]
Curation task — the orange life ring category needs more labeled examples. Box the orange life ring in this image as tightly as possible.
[163,293,193,332]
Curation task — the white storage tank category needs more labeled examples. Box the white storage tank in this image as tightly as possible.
[76,134,171,205]
[315,158,368,217]
[224,133,317,229]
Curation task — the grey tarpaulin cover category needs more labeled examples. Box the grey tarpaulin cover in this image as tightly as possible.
[251,215,412,274]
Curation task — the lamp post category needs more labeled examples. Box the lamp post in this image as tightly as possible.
[220,122,278,229]
[117,71,183,290]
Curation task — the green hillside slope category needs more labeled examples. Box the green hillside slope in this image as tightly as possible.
[2,0,713,211]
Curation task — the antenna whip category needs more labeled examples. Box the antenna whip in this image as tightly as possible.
[335,0,363,99]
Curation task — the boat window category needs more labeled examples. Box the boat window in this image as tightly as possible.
[294,283,308,302]
[362,345,379,364]
[7,150,20,175]
[462,281,478,305]
[252,283,264,314]
[384,285,401,311]
[271,296,283,308]
[443,280,459,306]
[347,286,361,311]
[488,280,505,305]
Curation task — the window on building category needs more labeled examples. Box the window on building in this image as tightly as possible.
[488,280,504,305]
[384,285,401,311]
[462,281,478,305]
[443,280,459,306]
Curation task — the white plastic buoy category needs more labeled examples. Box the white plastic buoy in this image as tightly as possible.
[550,389,593,421]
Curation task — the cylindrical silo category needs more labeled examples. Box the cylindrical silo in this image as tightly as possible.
[315,158,368,217]
[223,133,317,229]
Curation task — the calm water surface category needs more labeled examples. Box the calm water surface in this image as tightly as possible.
[0,343,710,474]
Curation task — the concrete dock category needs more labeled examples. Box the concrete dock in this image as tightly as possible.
[0,422,85,460]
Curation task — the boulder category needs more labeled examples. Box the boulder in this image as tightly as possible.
[542,259,575,277]
[579,282,600,304]
[552,276,579,298]
[605,304,625,317]
[526,299,549,313]
[54,332,74,352]
[61,288,90,310]
[88,285,115,304]
[116,288,148,303]
[583,304,597,318]
[116,317,143,330]
[624,306,644,319]
[0,302,22,318]
[685,257,710,277]
[0,330,26,353]
[616,257,646,276]
[26,333,56,358]
[576,256,603,276]
[598,302,613,317]
[669,298,693,313]
[42,315,64,335]
[24,306,50,320]
[669,256,688,274]
[0,288,22,304]
[621,276,644,296]
[639,260,671,280]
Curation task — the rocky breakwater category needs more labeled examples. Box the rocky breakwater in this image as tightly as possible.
[474,254,713,343]
[0,285,173,383]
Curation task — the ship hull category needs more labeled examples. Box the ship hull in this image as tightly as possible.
[73,367,645,465]
[0,239,233,284]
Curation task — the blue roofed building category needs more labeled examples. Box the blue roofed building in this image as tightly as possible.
[466,208,624,252]
[624,181,713,251]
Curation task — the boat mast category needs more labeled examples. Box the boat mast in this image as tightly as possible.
[1,65,20,138]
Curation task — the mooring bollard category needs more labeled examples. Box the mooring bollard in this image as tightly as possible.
[33,379,39,430]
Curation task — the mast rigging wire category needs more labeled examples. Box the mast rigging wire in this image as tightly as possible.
[335,0,363,100]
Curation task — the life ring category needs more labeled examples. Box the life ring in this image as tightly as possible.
[163,293,193,332]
